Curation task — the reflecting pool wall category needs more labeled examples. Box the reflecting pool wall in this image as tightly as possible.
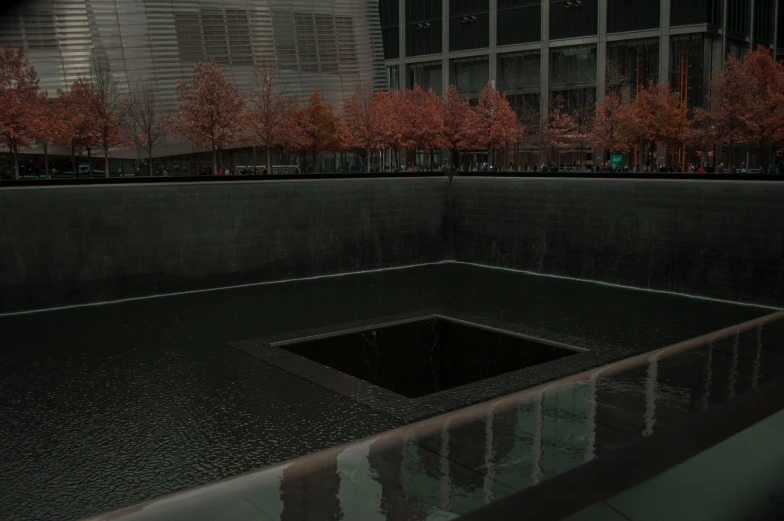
[1,177,784,313]
[452,178,784,307]
[0,178,450,312]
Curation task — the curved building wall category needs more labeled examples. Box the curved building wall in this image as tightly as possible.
[0,0,386,155]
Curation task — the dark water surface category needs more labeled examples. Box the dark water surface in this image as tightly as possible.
[0,263,773,521]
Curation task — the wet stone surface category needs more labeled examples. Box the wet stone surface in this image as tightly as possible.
[0,263,775,521]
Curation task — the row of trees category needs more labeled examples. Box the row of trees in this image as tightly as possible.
[1,45,783,179]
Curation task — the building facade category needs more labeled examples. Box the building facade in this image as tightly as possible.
[0,0,386,163]
[380,0,784,168]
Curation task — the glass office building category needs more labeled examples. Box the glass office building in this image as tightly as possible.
[380,0,784,167]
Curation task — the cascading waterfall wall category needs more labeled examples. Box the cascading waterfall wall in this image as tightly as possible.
[1,176,783,313]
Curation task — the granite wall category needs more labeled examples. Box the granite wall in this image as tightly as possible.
[451,178,784,307]
[2,176,783,313]
[0,178,450,312]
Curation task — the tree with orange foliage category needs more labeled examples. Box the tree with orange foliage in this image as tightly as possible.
[78,58,128,176]
[166,58,245,175]
[300,90,343,173]
[343,83,384,171]
[441,84,475,168]
[401,84,444,169]
[739,46,784,159]
[589,92,634,159]
[545,98,578,161]
[53,81,102,175]
[246,59,303,174]
[473,82,520,168]
[32,100,59,177]
[640,82,691,161]
[0,45,48,179]
[381,89,408,170]
[694,54,755,168]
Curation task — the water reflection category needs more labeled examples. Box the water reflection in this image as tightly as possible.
[88,313,784,521]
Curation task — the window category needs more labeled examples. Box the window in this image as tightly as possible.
[449,13,489,51]
[175,13,204,63]
[406,0,441,23]
[450,56,489,99]
[607,0,660,33]
[606,39,660,96]
[21,11,58,51]
[408,61,442,95]
[727,0,750,34]
[670,35,711,110]
[550,45,597,89]
[202,9,229,65]
[497,0,540,45]
[670,0,722,26]
[406,21,442,56]
[549,0,598,40]
[753,0,775,44]
[226,10,252,66]
[380,0,400,59]
[387,65,400,90]
[272,10,298,71]
[497,51,540,93]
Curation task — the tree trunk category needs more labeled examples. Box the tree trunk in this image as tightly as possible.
[212,146,218,176]
[71,144,76,174]
[312,148,319,173]
[148,147,153,177]
[366,146,371,172]
[12,145,19,180]
[44,145,49,178]
[265,148,272,175]
[104,148,110,177]
[87,148,93,176]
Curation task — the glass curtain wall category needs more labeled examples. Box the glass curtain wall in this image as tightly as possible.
[498,51,541,170]
[670,34,714,168]
[449,0,490,51]
[387,65,400,90]
[606,39,660,98]
[379,0,400,59]
[407,61,443,95]
[450,55,490,100]
[550,45,597,167]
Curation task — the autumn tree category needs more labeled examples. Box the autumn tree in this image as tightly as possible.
[53,81,102,175]
[300,89,343,173]
[246,59,302,174]
[441,84,475,168]
[546,98,578,162]
[589,92,634,158]
[402,84,444,168]
[78,58,128,176]
[473,82,520,168]
[32,100,59,177]
[640,82,691,160]
[343,83,383,171]
[694,54,755,167]
[739,46,784,159]
[382,89,408,170]
[127,82,167,175]
[166,58,245,175]
[0,45,48,179]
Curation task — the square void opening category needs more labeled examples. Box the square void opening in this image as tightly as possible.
[278,316,578,399]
